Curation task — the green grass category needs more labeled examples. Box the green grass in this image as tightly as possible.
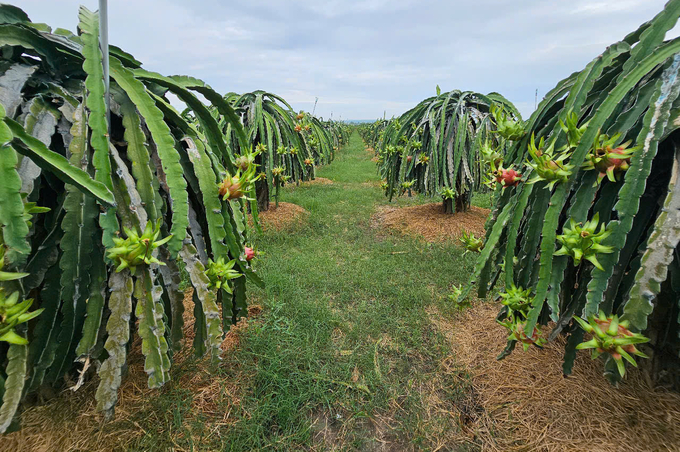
[127,131,481,451]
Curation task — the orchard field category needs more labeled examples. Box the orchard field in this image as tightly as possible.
[1,1,680,451]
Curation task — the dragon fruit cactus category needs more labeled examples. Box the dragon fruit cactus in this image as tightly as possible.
[582,131,640,184]
[575,311,650,377]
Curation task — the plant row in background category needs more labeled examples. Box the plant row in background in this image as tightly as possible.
[359,87,521,213]
[463,0,680,385]
[0,4,269,431]
[186,91,350,211]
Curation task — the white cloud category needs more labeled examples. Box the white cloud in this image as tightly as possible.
[17,0,672,119]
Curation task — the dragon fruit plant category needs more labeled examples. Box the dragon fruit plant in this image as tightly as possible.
[575,311,650,377]
[272,166,284,207]
[0,5,270,428]
[462,2,680,383]
[371,91,519,215]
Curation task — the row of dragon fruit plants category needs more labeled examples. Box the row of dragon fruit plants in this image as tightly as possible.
[362,0,680,386]
[0,4,345,432]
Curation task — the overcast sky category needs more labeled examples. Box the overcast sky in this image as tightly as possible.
[17,0,677,120]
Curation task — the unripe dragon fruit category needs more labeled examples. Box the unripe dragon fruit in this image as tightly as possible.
[218,174,244,200]
[406,155,413,163]
[582,132,640,184]
[525,133,573,189]
[304,158,314,166]
[234,154,255,172]
[296,112,305,120]
[555,213,613,270]
[575,311,649,377]
[294,124,303,132]
[497,314,546,351]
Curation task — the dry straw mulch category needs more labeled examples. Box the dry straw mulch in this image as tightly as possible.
[373,203,488,243]
[1,290,262,452]
[254,201,308,231]
[432,302,680,452]
[300,177,333,186]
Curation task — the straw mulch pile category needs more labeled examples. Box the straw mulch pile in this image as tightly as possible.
[0,290,261,452]
[373,203,488,243]
[301,177,333,186]
[254,202,308,231]
[431,302,680,452]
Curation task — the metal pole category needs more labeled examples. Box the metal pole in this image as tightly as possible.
[99,0,110,132]
[535,88,538,110]
[312,97,318,116]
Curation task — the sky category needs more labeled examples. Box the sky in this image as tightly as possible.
[16,0,679,120]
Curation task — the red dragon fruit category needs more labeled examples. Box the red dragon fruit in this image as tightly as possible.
[244,246,256,262]
[495,167,521,188]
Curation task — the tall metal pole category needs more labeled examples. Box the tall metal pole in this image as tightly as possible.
[312,97,319,116]
[99,0,110,132]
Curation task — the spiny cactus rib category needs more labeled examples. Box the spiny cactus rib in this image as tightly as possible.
[179,242,223,361]
[0,340,27,433]
[134,267,171,388]
[6,118,115,206]
[96,271,133,417]
[109,57,188,256]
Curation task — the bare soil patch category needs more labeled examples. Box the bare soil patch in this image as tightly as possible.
[254,202,309,231]
[430,302,680,452]
[372,203,488,243]
[1,290,263,452]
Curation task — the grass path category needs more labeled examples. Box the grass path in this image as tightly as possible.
[135,132,479,451]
